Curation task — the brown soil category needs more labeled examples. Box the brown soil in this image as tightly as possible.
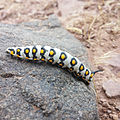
[0,0,120,119]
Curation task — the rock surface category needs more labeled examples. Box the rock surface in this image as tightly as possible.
[0,15,99,120]
[103,80,120,98]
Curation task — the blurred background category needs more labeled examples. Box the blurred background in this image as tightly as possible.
[0,0,120,120]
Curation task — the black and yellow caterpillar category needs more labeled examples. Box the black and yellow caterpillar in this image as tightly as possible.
[6,45,101,85]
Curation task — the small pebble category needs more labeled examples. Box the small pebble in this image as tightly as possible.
[109,113,118,120]
[14,0,23,3]
[107,110,112,114]
[100,42,104,46]
[115,105,120,111]
[0,5,4,10]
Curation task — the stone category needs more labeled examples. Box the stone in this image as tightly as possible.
[115,105,120,111]
[107,110,112,114]
[14,0,23,3]
[103,80,120,98]
[109,113,118,120]
[0,5,4,10]
[0,15,99,120]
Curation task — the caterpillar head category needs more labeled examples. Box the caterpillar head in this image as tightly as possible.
[6,47,16,55]
[88,69,103,83]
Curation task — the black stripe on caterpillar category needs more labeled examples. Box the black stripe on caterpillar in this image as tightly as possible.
[6,45,102,85]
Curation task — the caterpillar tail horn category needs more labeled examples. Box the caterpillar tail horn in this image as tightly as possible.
[92,69,103,75]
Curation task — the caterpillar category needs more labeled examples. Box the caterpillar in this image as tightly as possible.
[6,45,102,85]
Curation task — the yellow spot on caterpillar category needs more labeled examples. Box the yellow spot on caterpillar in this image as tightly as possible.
[82,77,85,80]
[77,73,80,76]
[25,49,29,54]
[90,73,94,78]
[17,49,20,52]
[34,58,37,60]
[69,68,73,71]
[61,54,65,59]
[80,65,84,70]
[10,51,14,55]
[49,59,53,62]
[26,57,29,59]
[59,63,63,66]
[17,55,20,57]
[41,58,45,61]
[85,70,89,75]
[32,49,36,53]
[49,51,54,55]
[40,49,44,54]
[87,81,90,83]
[72,60,76,65]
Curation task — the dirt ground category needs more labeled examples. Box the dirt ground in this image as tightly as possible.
[0,0,120,120]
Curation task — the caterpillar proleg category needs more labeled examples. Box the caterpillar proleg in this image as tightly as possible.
[6,45,102,85]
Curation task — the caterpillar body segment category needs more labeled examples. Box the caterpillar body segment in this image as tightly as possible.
[58,51,72,68]
[6,45,100,85]
[33,45,42,60]
[40,46,51,62]
[47,47,61,64]
[24,46,35,60]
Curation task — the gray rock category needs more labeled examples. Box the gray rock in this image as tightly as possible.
[0,15,99,120]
